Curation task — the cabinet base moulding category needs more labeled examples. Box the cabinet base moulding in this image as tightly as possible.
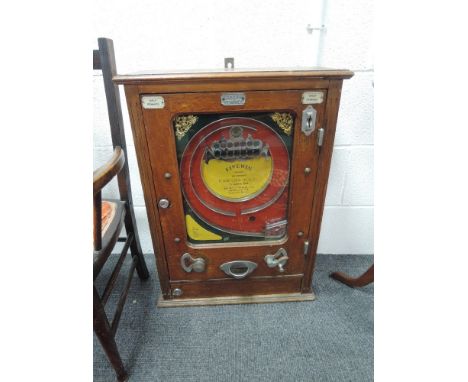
[157,291,316,308]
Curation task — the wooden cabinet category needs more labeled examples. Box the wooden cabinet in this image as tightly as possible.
[115,68,353,307]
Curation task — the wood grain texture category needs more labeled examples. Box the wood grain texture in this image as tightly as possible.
[124,85,171,297]
[169,274,304,299]
[118,69,353,303]
[114,67,353,85]
[132,79,330,94]
[139,90,323,281]
[301,80,344,293]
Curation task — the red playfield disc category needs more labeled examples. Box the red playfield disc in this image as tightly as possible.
[179,117,290,237]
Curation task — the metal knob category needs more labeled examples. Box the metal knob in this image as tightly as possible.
[181,253,206,273]
[158,198,170,209]
[264,248,289,273]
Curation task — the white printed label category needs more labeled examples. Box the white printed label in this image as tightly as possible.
[141,95,165,109]
[302,91,324,104]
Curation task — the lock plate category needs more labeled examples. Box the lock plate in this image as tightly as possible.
[301,105,317,136]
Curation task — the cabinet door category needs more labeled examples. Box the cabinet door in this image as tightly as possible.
[140,90,326,282]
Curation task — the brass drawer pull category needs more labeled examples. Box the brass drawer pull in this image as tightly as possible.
[220,260,257,279]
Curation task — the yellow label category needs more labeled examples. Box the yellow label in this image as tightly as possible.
[201,157,272,201]
[186,215,222,241]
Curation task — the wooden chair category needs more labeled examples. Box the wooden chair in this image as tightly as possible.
[93,37,149,382]
[330,264,374,287]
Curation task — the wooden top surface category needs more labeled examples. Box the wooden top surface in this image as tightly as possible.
[113,67,354,84]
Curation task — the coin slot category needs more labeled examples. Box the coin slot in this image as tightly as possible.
[219,260,258,279]
[230,265,249,275]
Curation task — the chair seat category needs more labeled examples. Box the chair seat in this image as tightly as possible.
[101,200,118,236]
[96,200,126,245]
[94,199,126,277]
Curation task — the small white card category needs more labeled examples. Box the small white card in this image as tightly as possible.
[302,91,324,104]
[141,95,165,109]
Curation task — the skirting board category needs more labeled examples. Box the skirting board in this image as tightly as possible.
[157,292,316,308]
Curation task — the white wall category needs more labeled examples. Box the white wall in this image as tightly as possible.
[93,0,373,254]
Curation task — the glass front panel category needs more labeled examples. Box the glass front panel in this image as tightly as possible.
[174,112,294,244]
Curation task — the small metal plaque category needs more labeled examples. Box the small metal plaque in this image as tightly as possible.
[141,95,165,109]
[302,91,324,104]
[221,93,246,106]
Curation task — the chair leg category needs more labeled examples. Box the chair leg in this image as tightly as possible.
[330,264,374,288]
[124,211,149,280]
[130,237,149,280]
[93,286,128,382]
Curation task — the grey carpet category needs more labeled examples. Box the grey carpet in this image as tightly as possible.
[94,254,373,382]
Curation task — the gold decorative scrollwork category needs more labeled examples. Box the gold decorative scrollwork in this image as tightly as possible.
[174,115,199,140]
[271,113,293,136]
